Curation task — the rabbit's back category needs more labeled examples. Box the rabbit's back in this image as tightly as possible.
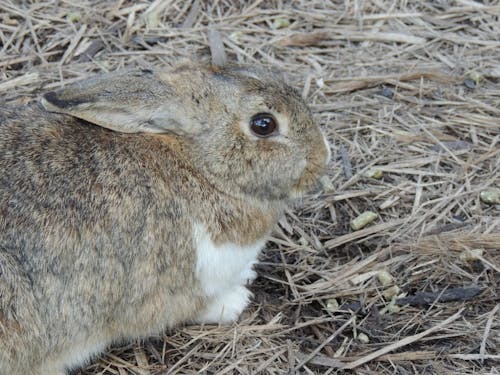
[0,104,204,374]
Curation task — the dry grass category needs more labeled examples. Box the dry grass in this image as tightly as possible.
[1,0,499,374]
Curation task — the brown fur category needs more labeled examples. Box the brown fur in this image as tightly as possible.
[0,63,328,374]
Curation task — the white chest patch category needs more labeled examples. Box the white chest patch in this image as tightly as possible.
[193,224,266,323]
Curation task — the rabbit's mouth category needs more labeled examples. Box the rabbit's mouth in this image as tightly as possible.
[291,163,327,198]
[291,133,331,197]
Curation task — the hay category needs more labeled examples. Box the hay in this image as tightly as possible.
[1,0,498,374]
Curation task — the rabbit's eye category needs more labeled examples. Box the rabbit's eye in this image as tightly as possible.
[249,113,278,137]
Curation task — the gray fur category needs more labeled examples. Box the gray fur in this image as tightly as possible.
[0,63,328,374]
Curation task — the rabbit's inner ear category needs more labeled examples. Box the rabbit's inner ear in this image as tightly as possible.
[41,95,161,133]
[39,69,184,134]
[41,94,202,135]
[40,69,206,135]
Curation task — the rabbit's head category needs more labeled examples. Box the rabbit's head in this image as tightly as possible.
[41,64,330,201]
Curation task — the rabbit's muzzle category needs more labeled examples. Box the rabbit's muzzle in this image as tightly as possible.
[292,129,330,195]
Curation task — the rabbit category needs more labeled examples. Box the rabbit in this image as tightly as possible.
[0,63,330,375]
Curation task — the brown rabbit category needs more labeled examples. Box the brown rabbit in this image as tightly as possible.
[0,63,330,375]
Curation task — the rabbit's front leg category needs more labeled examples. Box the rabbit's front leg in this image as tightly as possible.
[193,224,265,324]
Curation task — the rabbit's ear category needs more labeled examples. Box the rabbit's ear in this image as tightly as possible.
[40,69,194,134]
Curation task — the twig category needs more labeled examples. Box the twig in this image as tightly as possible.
[181,0,201,28]
[208,28,227,66]
[343,309,464,369]
[325,219,405,249]
[340,146,353,180]
[449,354,500,361]
[294,316,354,370]
[396,286,484,306]
[480,304,499,361]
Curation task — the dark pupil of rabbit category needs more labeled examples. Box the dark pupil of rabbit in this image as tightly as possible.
[250,113,277,137]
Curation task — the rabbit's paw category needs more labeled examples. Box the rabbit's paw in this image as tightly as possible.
[240,264,257,284]
[196,285,252,324]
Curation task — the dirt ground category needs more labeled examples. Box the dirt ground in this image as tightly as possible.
[1,1,499,374]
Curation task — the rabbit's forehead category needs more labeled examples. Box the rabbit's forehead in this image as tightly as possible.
[237,90,312,126]
[232,80,305,112]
